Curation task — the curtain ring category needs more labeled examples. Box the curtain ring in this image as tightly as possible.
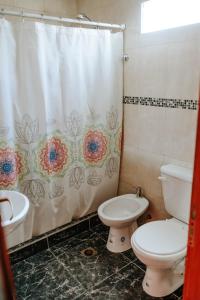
[0,8,5,20]
[60,16,64,32]
[21,10,25,22]
[40,13,44,23]
[58,16,62,27]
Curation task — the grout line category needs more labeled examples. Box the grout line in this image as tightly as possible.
[89,261,133,291]
[46,236,50,249]
[9,213,97,254]
[51,250,87,295]
[9,214,96,255]
[13,228,182,300]
[132,261,145,273]
[88,218,91,230]
[90,224,109,242]
[13,252,56,279]
[90,227,138,265]
[173,294,181,299]
[48,230,134,295]
[9,235,48,254]
[91,230,107,242]
[121,252,137,264]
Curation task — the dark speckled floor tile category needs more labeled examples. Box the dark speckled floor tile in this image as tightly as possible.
[75,292,93,300]
[14,258,84,300]
[122,249,138,263]
[86,263,179,300]
[48,219,89,247]
[12,249,55,278]
[91,223,109,241]
[174,286,183,298]
[50,230,101,256]
[86,263,144,300]
[89,214,101,228]
[13,227,182,300]
[52,232,130,290]
[10,238,48,265]
[92,224,139,266]
[132,258,146,272]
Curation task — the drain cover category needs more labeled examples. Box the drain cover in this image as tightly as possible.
[81,247,97,257]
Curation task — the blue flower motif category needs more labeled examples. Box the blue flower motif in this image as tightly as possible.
[88,141,99,153]
[49,148,58,162]
[0,147,23,187]
[0,160,14,175]
[83,130,107,164]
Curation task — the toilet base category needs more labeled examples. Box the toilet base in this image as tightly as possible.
[107,222,137,253]
[142,262,184,297]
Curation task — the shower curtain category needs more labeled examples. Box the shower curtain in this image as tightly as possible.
[0,19,123,246]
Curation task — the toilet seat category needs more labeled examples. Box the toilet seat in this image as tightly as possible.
[132,219,188,256]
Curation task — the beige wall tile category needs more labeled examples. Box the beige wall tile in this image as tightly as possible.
[126,23,200,50]
[136,106,167,155]
[0,0,197,223]
[118,145,169,220]
[0,0,15,6]
[0,0,77,17]
[78,0,200,101]
[44,0,77,16]
[77,0,140,29]
[125,44,169,98]
[118,145,140,189]
[163,156,194,169]
[123,103,139,147]
[164,109,197,163]
[166,41,200,100]
[15,0,44,11]
[77,0,198,221]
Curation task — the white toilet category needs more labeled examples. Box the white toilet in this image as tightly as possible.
[98,194,149,253]
[131,164,192,297]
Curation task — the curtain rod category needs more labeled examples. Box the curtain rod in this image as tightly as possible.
[0,8,126,31]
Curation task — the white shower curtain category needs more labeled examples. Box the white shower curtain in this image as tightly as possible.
[0,19,123,247]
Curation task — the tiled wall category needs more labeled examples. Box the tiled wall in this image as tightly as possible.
[0,0,198,221]
[77,0,199,221]
[0,0,77,17]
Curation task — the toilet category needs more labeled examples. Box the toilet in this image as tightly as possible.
[131,164,192,297]
[98,194,149,253]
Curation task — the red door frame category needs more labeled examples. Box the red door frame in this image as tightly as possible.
[183,97,200,299]
[0,216,15,299]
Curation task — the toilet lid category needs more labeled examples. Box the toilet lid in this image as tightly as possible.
[133,220,188,255]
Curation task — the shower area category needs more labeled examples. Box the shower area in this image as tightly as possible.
[0,9,124,248]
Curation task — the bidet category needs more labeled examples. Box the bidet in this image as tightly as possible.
[98,194,149,253]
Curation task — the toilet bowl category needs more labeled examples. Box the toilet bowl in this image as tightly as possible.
[131,164,192,297]
[98,194,149,253]
[131,218,188,297]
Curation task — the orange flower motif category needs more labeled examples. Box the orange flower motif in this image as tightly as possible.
[83,130,107,163]
[0,148,23,187]
[40,137,68,174]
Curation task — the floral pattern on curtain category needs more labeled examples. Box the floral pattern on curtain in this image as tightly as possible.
[0,19,123,247]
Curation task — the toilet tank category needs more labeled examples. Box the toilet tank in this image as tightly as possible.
[160,164,193,224]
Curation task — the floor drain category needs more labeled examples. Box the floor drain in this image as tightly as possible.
[81,247,97,257]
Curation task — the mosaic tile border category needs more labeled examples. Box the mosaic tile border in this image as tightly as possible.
[123,96,198,110]
[9,213,101,264]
